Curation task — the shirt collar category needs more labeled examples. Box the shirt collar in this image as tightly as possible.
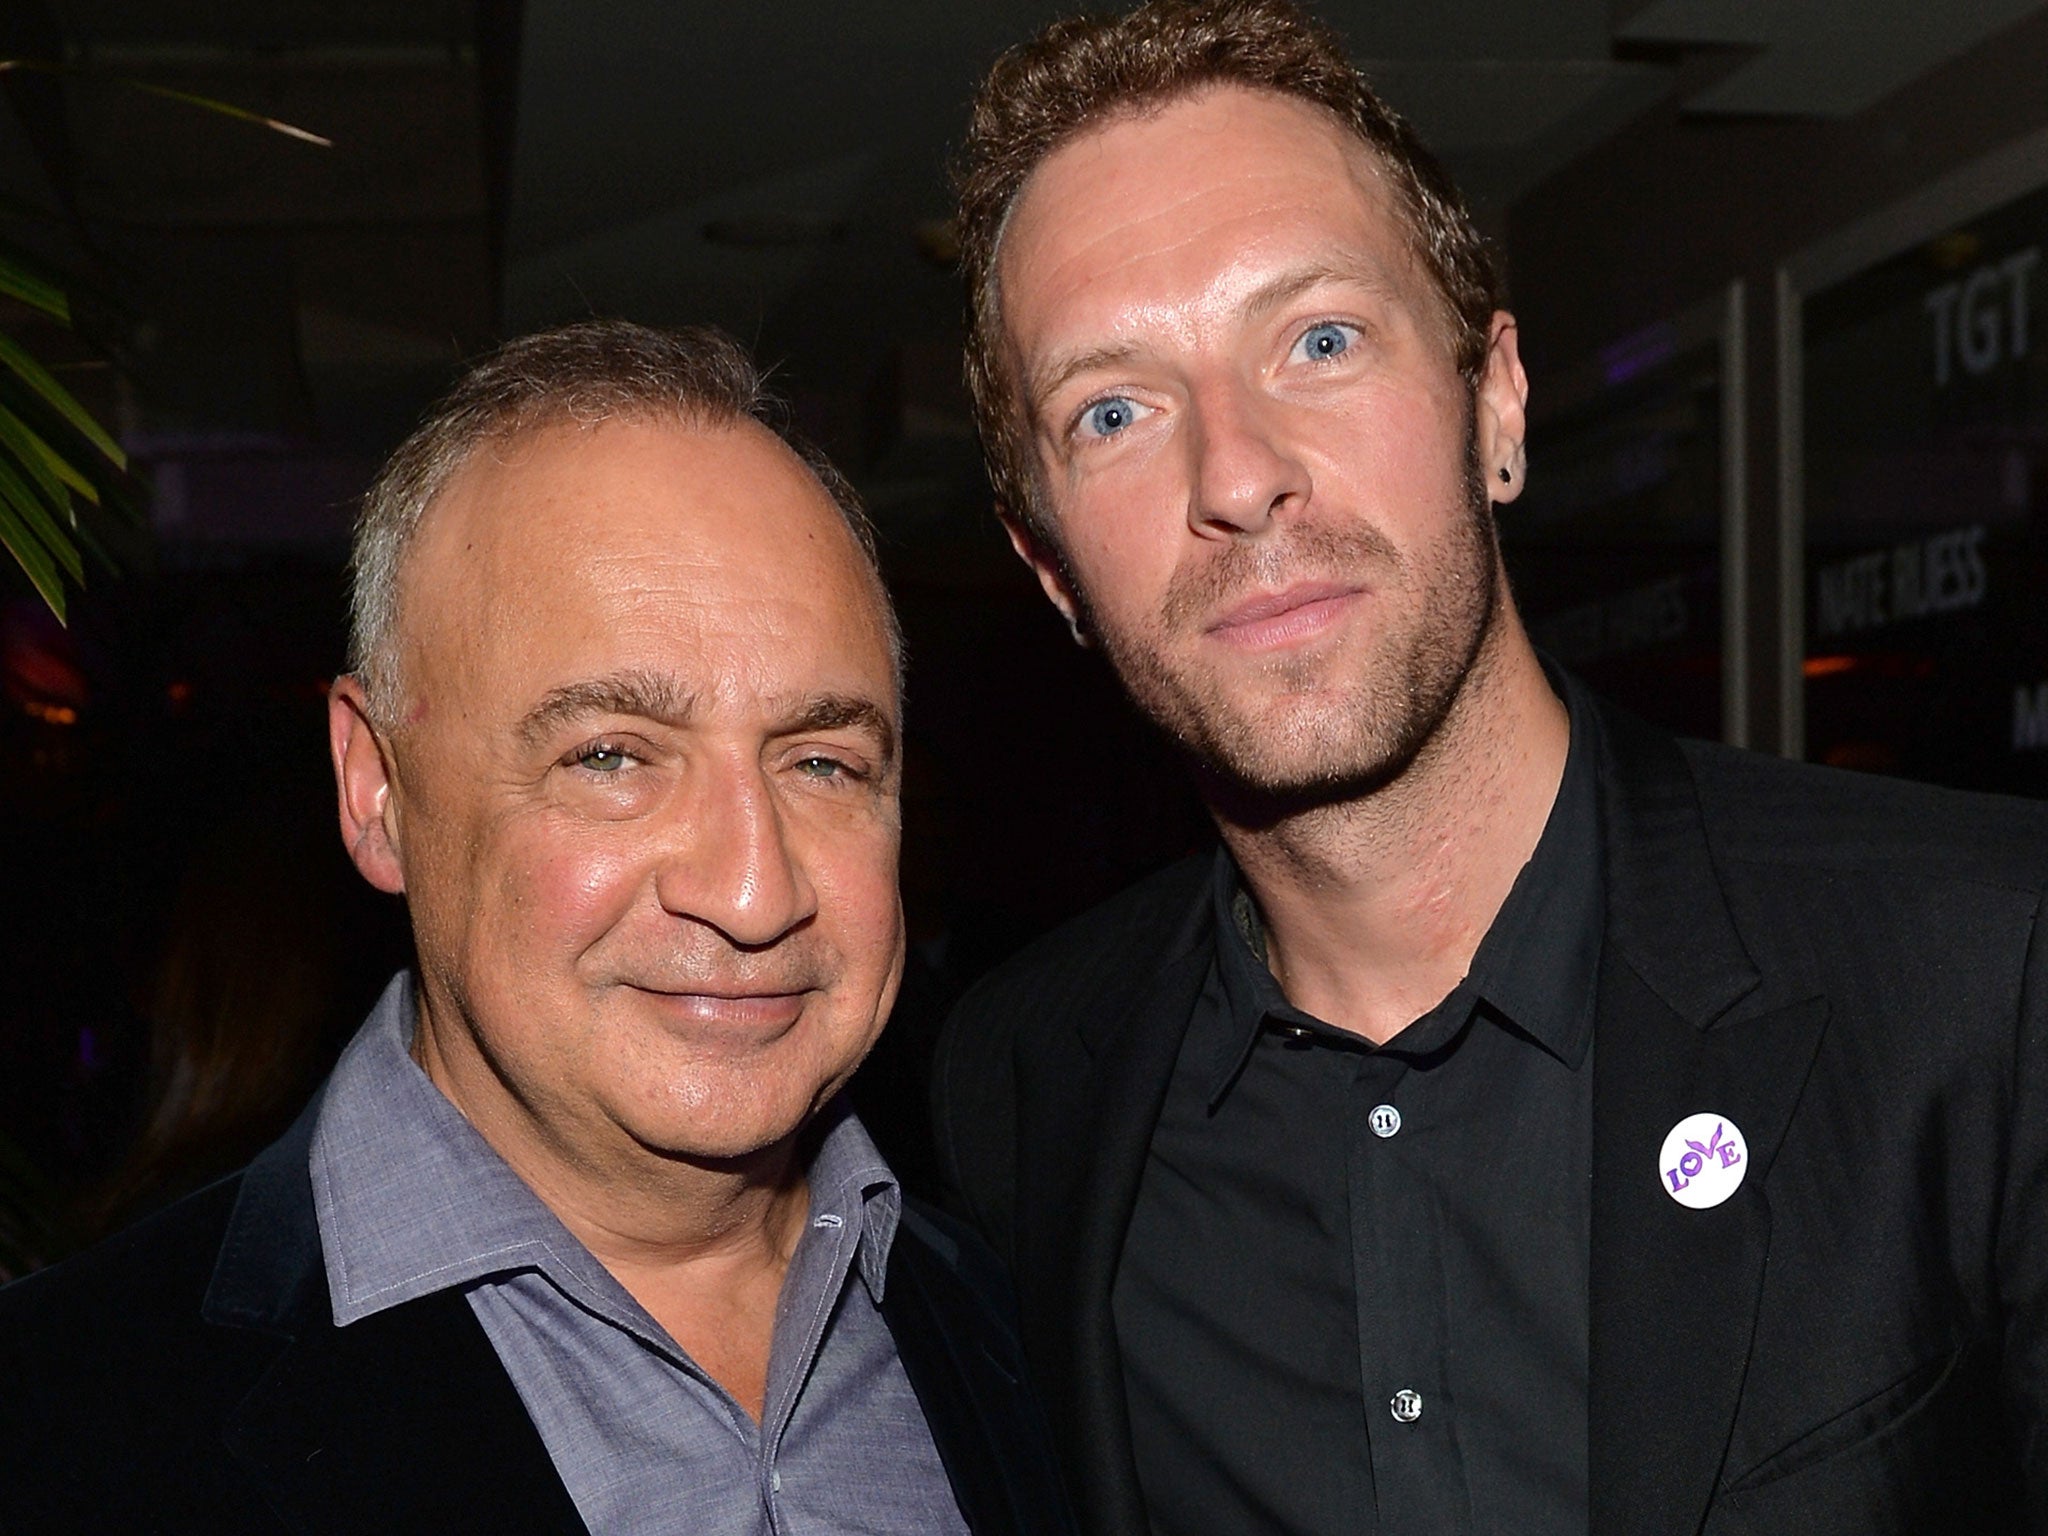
[1197,675,1605,1104]
[309,975,902,1327]
[804,1096,902,1304]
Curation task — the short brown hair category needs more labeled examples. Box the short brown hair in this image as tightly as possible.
[348,319,897,713]
[955,0,1503,531]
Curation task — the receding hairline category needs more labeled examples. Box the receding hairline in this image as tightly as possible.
[994,83,1452,321]
[412,401,817,519]
[380,408,904,716]
[362,398,903,720]
[346,318,906,724]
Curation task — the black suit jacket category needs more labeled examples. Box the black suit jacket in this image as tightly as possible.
[0,1099,1077,1536]
[934,693,2048,1535]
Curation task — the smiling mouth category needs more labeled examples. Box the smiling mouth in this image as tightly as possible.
[1206,582,1363,648]
[627,986,811,1029]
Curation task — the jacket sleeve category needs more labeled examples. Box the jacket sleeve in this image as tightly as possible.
[2001,888,2048,1524]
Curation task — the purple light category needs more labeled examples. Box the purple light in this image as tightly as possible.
[1601,323,1678,387]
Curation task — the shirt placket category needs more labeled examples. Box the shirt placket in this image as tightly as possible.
[1347,1048,1473,1534]
[760,1202,861,1535]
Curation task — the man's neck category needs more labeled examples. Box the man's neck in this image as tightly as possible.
[1213,623,1570,1045]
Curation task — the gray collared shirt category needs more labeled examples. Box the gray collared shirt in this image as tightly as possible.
[309,977,968,1535]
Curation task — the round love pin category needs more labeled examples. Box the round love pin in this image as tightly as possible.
[1658,1112,1748,1209]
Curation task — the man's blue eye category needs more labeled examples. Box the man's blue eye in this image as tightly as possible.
[1083,398,1139,438]
[1297,323,1352,361]
[579,746,629,772]
[795,756,845,779]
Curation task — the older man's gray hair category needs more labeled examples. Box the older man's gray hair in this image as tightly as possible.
[347,319,898,719]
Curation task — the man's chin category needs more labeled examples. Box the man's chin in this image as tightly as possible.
[625,1106,810,1170]
[1165,605,1498,821]
[613,1057,858,1169]
[1167,684,1447,819]
[1191,738,1417,823]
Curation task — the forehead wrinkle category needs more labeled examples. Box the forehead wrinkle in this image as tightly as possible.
[1016,202,1401,360]
[1005,91,1429,372]
[1003,189,1200,438]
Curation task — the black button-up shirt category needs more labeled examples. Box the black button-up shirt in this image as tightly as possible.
[1112,694,1605,1536]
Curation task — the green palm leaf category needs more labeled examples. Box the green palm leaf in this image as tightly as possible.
[0,496,69,616]
[0,271,131,620]
[0,251,68,324]
[0,452,83,576]
[0,60,332,149]
[0,405,84,517]
[0,62,328,621]
[0,333,124,473]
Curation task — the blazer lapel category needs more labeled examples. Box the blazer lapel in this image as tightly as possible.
[1587,699,1829,1536]
[1013,876,1214,1536]
[223,1288,590,1536]
[204,1108,588,1536]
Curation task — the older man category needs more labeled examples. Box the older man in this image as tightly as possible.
[0,321,1072,1535]
[933,3,2048,1534]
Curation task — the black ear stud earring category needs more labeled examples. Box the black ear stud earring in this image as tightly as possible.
[1497,465,1512,484]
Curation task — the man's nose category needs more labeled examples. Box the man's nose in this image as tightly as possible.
[653,757,817,948]
[1185,377,1310,538]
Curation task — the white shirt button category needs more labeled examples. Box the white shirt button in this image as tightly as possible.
[1369,1103,1402,1138]
[1390,1388,1423,1423]
[771,1470,783,1492]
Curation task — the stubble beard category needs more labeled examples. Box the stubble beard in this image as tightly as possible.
[1066,436,1502,815]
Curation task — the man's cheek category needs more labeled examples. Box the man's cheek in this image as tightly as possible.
[498,831,643,946]
[1341,389,1463,496]
[803,819,899,919]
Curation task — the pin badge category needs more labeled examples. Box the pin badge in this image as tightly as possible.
[1658,1112,1748,1209]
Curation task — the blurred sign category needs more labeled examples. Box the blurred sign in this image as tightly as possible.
[1508,318,1724,740]
[1811,524,1988,638]
[1925,248,2038,387]
[1804,183,2048,793]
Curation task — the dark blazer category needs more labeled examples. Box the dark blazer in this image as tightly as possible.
[0,1100,1077,1536]
[934,693,2048,1536]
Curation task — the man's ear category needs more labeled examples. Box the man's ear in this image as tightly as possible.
[1475,310,1530,508]
[998,506,1093,647]
[327,675,406,894]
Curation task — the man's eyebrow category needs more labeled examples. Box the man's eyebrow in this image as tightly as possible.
[518,671,696,745]
[776,693,898,767]
[1241,258,1404,324]
[1026,342,1141,422]
[1243,262,1359,320]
